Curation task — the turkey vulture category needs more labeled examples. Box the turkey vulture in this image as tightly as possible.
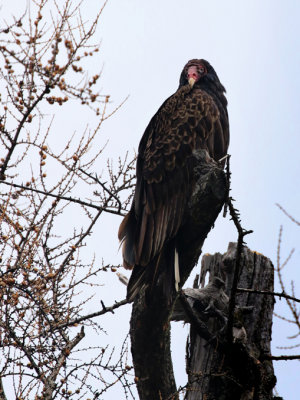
[118,59,229,302]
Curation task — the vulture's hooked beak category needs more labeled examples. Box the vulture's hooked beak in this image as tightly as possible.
[188,77,196,87]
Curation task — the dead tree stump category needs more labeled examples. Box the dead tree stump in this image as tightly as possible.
[185,242,276,400]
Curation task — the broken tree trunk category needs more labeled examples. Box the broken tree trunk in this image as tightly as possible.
[129,150,228,400]
[185,243,276,400]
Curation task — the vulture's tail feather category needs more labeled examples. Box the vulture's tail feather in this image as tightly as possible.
[126,241,177,304]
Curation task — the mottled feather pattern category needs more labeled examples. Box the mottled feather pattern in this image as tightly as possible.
[142,87,220,184]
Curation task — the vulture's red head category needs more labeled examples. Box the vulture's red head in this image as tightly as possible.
[179,59,225,92]
[179,59,227,107]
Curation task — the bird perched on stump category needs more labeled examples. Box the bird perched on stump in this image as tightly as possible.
[118,59,229,302]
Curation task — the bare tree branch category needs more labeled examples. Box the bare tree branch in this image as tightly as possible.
[237,287,300,304]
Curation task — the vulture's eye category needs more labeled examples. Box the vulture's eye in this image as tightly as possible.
[199,65,206,74]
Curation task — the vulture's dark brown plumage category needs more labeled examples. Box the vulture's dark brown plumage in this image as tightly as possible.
[118,59,229,302]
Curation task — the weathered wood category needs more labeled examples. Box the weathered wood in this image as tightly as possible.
[129,150,227,400]
[186,242,276,400]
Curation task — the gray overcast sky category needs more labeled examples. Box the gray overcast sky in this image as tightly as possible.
[97,4,300,397]
[2,0,300,398]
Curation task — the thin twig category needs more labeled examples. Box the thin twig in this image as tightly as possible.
[276,203,300,226]
[55,298,128,329]
[0,85,51,178]
[237,288,300,304]
[222,154,231,218]
[226,197,253,343]
[0,180,125,216]
[79,167,123,213]
[265,354,300,361]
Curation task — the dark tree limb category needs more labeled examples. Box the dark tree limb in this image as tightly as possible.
[129,150,228,400]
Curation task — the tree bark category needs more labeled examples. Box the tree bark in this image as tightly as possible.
[129,150,228,400]
[185,243,276,400]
